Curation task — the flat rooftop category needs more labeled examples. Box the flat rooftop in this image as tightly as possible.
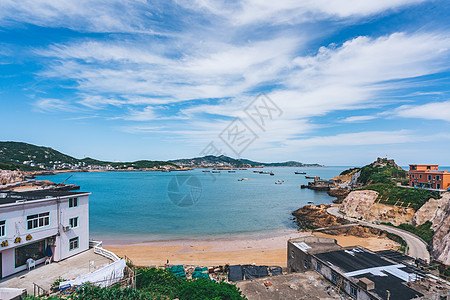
[0,190,89,206]
[315,247,426,300]
[315,247,393,273]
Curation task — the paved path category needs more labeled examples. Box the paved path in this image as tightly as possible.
[327,206,430,262]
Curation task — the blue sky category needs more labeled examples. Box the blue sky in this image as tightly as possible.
[0,0,449,166]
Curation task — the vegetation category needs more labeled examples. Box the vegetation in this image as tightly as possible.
[362,183,440,210]
[339,167,360,176]
[381,221,434,245]
[0,141,178,171]
[25,267,245,300]
[171,155,322,168]
[398,221,434,244]
[357,163,407,185]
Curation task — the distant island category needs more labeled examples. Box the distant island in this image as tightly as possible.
[0,141,324,172]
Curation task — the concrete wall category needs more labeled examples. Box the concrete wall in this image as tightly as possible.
[0,194,89,278]
[287,242,309,273]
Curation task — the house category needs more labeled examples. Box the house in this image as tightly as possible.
[408,164,450,190]
[0,190,90,279]
[287,237,449,300]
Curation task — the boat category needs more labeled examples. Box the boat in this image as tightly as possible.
[238,178,248,181]
[275,182,282,184]
[202,170,210,172]
[305,176,315,179]
[228,170,236,173]
[295,171,306,174]
[253,170,260,173]
[212,171,220,173]
[269,172,274,176]
[307,201,314,204]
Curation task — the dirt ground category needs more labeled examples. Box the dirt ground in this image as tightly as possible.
[236,271,341,300]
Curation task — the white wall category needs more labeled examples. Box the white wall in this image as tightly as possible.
[0,193,89,278]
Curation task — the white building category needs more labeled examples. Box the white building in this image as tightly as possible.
[0,190,90,279]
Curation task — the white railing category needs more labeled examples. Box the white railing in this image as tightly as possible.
[93,245,120,262]
[89,240,103,248]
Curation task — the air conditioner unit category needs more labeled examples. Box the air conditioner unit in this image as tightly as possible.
[63,226,71,232]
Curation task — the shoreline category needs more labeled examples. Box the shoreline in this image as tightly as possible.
[102,229,400,267]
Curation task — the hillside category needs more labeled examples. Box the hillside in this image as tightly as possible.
[171,155,322,168]
[0,141,177,171]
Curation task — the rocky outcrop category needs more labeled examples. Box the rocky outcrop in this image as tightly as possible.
[414,193,450,265]
[292,204,345,229]
[327,188,350,203]
[340,190,415,226]
[413,194,449,227]
[372,157,404,171]
[0,169,25,185]
[341,190,379,217]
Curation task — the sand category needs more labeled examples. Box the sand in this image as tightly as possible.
[104,230,400,267]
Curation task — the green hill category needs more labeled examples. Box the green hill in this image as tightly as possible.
[0,141,177,171]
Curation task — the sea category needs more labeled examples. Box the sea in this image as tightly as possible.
[36,166,353,242]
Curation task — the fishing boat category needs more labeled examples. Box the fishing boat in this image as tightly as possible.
[305,176,315,179]
[228,170,236,173]
[202,170,210,172]
[238,178,248,181]
[269,172,274,176]
[295,171,306,174]
[212,171,220,173]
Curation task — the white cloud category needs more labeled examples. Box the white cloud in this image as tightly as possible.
[0,0,161,33]
[33,98,78,112]
[341,115,377,123]
[188,0,427,25]
[395,101,450,121]
[288,130,414,148]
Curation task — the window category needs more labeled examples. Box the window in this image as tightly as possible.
[317,261,322,272]
[437,184,441,189]
[331,272,339,284]
[428,175,432,181]
[69,217,79,228]
[0,220,5,237]
[69,197,78,208]
[303,259,310,270]
[69,237,79,251]
[427,166,431,170]
[350,285,358,298]
[27,212,49,230]
[15,240,46,268]
[291,250,295,259]
[420,174,422,179]
[436,175,441,181]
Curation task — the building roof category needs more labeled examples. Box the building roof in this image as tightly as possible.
[315,247,393,273]
[0,190,89,206]
[315,247,426,300]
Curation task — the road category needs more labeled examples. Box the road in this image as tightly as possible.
[327,206,430,262]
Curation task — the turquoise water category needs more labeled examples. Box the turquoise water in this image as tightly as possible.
[38,167,347,241]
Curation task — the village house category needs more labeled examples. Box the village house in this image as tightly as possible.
[0,190,90,278]
[409,164,450,190]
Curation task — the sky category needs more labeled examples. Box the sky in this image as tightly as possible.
[0,0,449,166]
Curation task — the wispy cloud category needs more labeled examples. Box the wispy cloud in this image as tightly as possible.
[395,101,450,121]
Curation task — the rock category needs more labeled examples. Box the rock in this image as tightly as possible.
[292,204,345,229]
[428,193,450,265]
[340,190,415,226]
[327,188,350,203]
[0,169,25,185]
[341,190,379,218]
[413,193,449,227]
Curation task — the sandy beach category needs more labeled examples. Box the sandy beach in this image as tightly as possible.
[104,230,400,267]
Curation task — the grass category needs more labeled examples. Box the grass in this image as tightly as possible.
[25,267,246,300]
[381,221,434,245]
[361,183,440,210]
